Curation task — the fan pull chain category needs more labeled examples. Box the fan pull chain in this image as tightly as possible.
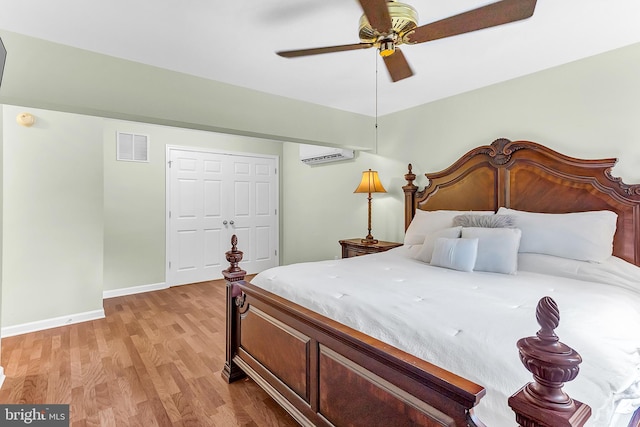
[375,51,379,154]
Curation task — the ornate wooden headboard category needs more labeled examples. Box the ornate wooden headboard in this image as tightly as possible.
[403,138,640,266]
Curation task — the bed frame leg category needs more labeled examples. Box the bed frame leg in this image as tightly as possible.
[221,234,247,384]
[508,297,591,427]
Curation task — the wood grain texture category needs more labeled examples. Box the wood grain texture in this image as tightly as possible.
[0,280,298,427]
[404,138,640,266]
[226,277,485,427]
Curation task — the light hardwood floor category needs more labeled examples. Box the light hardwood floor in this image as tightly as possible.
[0,280,299,427]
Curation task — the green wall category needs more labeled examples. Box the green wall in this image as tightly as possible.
[1,28,640,330]
[2,105,104,327]
[379,41,640,184]
[280,42,640,262]
[0,28,370,329]
[0,29,373,150]
[281,144,405,264]
[1,105,284,328]
[102,120,283,291]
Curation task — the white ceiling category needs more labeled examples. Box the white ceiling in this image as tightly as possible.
[1,0,640,116]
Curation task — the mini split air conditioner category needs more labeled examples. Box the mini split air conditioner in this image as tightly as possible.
[299,144,355,165]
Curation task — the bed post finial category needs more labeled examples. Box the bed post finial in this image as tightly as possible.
[508,297,591,427]
[405,163,416,184]
[224,234,246,279]
[536,296,561,343]
[403,164,418,231]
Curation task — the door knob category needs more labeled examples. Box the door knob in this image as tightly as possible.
[223,220,228,225]
[229,220,235,225]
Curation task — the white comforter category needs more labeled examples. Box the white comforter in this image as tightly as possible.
[251,247,640,427]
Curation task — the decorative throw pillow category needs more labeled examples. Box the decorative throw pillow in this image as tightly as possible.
[404,210,493,245]
[453,214,515,228]
[412,226,463,263]
[430,237,479,272]
[497,207,617,262]
[461,227,522,274]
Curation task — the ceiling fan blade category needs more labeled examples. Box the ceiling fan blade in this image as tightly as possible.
[358,0,393,34]
[383,48,414,82]
[406,0,537,44]
[277,43,374,58]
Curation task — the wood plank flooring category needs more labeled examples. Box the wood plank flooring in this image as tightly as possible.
[0,280,299,427]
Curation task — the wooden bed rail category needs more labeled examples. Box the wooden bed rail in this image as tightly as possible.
[222,235,591,427]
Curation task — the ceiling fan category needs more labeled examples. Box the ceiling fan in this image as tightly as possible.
[276,0,537,82]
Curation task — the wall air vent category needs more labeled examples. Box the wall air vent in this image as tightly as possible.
[299,144,355,165]
[117,132,149,162]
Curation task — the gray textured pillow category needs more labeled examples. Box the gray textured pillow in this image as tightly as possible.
[453,214,515,228]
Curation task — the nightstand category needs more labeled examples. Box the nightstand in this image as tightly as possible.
[339,239,402,258]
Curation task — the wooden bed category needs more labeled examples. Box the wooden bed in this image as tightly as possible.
[221,138,640,427]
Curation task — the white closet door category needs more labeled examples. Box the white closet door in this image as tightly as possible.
[227,155,278,274]
[167,148,278,286]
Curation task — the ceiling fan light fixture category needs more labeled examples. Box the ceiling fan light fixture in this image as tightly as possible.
[379,39,395,57]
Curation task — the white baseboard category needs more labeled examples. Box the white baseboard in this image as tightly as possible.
[0,366,5,389]
[0,283,168,338]
[103,282,168,299]
[1,309,106,338]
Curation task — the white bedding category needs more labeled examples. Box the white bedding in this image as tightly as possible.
[250,247,640,427]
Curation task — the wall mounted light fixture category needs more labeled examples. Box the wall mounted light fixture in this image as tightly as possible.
[16,112,35,127]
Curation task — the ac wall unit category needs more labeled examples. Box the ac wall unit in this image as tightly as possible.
[299,144,355,165]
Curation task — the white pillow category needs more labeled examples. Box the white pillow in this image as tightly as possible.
[430,237,478,272]
[413,226,463,263]
[461,227,522,274]
[497,207,617,262]
[404,210,493,245]
[518,253,640,291]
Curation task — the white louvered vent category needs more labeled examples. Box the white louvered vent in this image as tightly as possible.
[117,132,149,162]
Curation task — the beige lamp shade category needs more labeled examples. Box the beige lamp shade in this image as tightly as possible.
[354,169,386,244]
[354,169,387,194]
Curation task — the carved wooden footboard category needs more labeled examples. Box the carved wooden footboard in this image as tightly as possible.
[221,235,591,427]
[222,235,486,426]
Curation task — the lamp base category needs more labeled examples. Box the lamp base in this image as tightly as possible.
[361,237,379,244]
